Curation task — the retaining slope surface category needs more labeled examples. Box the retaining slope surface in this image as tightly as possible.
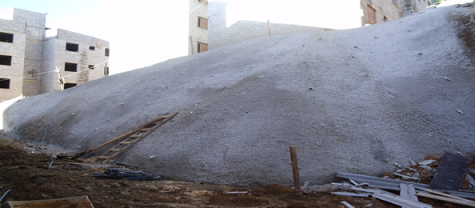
[4,3,475,186]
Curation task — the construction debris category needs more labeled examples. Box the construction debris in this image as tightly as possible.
[336,172,429,191]
[7,196,94,208]
[416,188,475,207]
[332,153,475,207]
[227,191,248,194]
[341,201,355,208]
[92,168,168,181]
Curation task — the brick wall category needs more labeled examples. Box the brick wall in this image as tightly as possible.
[11,8,46,28]
[207,0,362,50]
[39,38,56,93]
[210,19,325,49]
[17,9,46,97]
[403,0,430,16]
[414,0,431,12]
[0,18,26,101]
[206,0,429,50]
[361,0,404,25]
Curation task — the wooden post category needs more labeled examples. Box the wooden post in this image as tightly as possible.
[267,20,272,37]
[289,145,301,191]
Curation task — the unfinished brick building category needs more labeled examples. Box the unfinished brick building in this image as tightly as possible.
[0,8,110,102]
[362,0,430,25]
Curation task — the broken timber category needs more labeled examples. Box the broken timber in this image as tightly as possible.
[337,172,475,199]
[336,172,429,191]
[76,111,178,163]
[429,152,468,190]
[416,188,475,207]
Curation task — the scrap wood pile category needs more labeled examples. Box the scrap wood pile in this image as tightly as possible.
[328,153,475,207]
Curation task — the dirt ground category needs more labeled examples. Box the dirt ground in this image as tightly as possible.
[0,139,464,208]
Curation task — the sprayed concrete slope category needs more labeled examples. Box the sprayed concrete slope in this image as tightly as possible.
[3,3,475,186]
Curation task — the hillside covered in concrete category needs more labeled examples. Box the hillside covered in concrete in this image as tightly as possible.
[3,2,475,186]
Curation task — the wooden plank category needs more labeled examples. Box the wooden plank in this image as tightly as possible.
[372,192,432,208]
[289,146,301,191]
[400,183,410,199]
[201,43,208,52]
[337,172,430,190]
[341,201,355,208]
[430,153,468,190]
[352,186,431,208]
[367,5,376,24]
[109,149,121,152]
[119,142,132,144]
[407,184,419,202]
[416,187,472,202]
[331,192,371,197]
[416,192,475,207]
[97,156,110,159]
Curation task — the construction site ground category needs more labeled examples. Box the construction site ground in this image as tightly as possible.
[0,138,459,208]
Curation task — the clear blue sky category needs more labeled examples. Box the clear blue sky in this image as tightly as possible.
[0,0,189,74]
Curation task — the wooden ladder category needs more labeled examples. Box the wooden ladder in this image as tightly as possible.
[78,111,178,163]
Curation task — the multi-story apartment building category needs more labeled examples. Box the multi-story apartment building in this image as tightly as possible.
[41,29,110,93]
[0,8,110,102]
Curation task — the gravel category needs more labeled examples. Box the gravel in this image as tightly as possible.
[3,1,475,186]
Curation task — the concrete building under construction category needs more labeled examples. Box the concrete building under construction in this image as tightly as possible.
[0,8,110,102]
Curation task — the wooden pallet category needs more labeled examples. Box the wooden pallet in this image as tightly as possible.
[76,111,178,163]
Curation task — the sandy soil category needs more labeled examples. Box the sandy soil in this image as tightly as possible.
[2,0,475,187]
[0,138,404,208]
[4,137,468,208]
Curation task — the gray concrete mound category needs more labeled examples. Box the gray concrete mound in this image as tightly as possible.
[3,4,475,186]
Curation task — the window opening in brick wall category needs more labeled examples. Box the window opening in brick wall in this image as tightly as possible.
[88,65,94,70]
[0,55,12,66]
[383,16,388,22]
[0,78,10,89]
[198,17,208,29]
[197,42,208,53]
[65,62,78,72]
[64,83,77,89]
[367,5,377,25]
[0,32,13,43]
[89,46,95,50]
[105,48,110,56]
[66,43,79,52]
[104,66,109,75]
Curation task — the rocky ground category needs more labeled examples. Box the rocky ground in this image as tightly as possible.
[0,138,463,208]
